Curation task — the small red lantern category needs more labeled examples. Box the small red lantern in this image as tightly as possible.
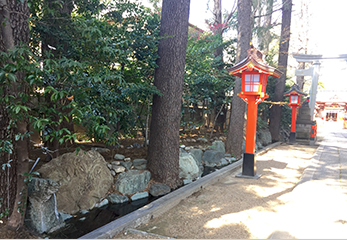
[290,95,299,105]
[284,84,307,143]
[227,44,282,178]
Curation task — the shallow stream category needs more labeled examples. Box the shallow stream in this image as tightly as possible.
[46,166,219,239]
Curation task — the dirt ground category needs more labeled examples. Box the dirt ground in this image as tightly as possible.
[113,143,318,239]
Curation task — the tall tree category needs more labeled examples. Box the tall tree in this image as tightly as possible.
[209,0,237,133]
[0,0,16,220]
[212,0,223,66]
[225,0,252,158]
[209,0,225,133]
[147,0,190,189]
[0,0,30,229]
[269,0,292,141]
[255,0,274,55]
[209,0,237,67]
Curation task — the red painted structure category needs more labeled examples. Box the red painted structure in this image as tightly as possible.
[316,92,347,129]
[227,44,282,178]
[284,84,307,143]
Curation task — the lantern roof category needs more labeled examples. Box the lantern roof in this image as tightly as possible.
[284,84,307,96]
[227,44,282,78]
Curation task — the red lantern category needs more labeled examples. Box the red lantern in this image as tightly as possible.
[284,84,307,143]
[290,95,299,104]
[227,44,282,178]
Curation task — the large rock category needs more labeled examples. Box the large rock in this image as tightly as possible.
[120,161,132,170]
[114,154,125,160]
[179,153,200,181]
[188,149,204,178]
[115,170,151,195]
[209,140,225,154]
[132,159,147,170]
[257,129,272,146]
[202,150,224,167]
[131,192,149,201]
[107,193,129,204]
[37,150,113,214]
[25,178,65,234]
[189,149,203,164]
[149,184,171,197]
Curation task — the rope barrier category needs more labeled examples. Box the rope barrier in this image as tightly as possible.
[262,100,289,106]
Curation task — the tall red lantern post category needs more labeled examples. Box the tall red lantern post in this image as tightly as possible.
[227,44,282,178]
[284,84,307,143]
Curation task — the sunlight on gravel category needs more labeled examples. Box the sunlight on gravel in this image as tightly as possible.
[114,143,318,239]
[201,145,317,239]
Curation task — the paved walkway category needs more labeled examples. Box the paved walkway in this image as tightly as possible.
[270,121,347,239]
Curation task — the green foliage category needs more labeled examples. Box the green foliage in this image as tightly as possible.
[1,159,12,171]
[0,198,10,219]
[256,117,268,131]
[0,141,13,155]
[0,2,163,174]
[16,187,27,215]
[183,31,236,129]
[23,172,40,184]
[2,0,287,153]
[25,0,161,145]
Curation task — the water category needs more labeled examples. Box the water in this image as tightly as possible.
[47,197,155,239]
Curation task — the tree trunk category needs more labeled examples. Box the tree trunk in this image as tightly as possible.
[212,0,227,134]
[147,0,190,189]
[0,93,16,218]
[259,0,274,55]
[7,116,29,229]
[0,0,30,229]
[269,0,292,142]
[213,0,223,66]
[0,0,16,218]
[225,0,252,158]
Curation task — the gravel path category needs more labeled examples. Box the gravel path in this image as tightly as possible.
[113,143,317,239]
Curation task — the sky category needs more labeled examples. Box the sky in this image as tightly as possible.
[140,0,347,92]
[309,0,347,56]
[189,0,347,92]
[142,0,347,57]
[189,0,347,55]
[306,0,347,92]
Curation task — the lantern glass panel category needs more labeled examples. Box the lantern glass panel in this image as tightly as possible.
[291,95,298,104]
[245,74,260,92]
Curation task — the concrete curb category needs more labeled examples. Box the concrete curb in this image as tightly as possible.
[79,142,282,239]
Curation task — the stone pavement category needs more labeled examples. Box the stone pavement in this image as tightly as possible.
[269,121,347,239]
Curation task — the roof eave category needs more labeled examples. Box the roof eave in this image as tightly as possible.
[227,55,282,79]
